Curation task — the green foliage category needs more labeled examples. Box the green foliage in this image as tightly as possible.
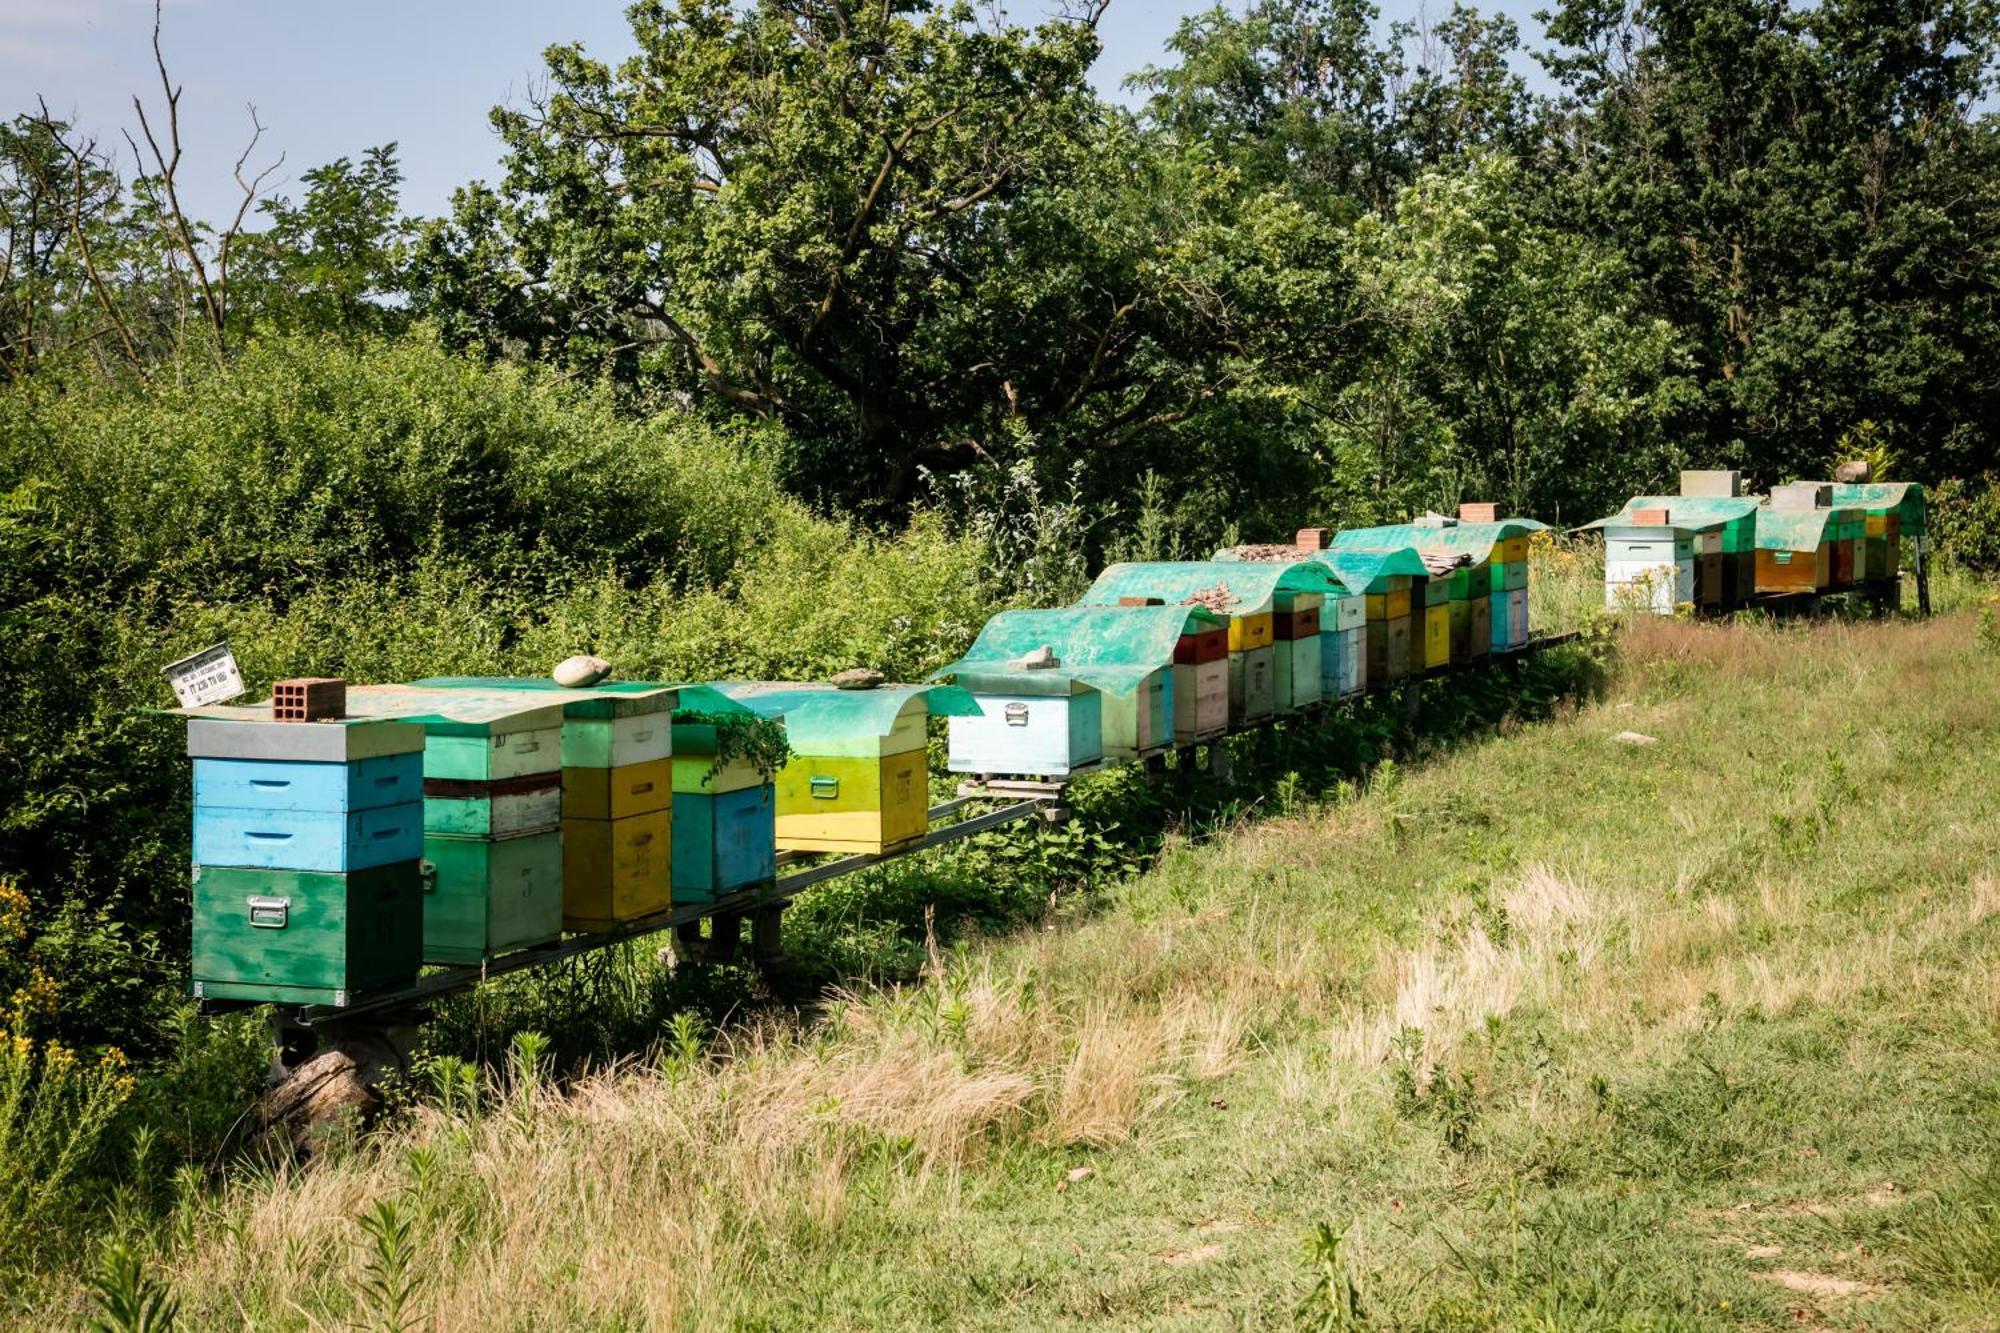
[352,1196,423,1333]
[1933,476,2000,574]
[1297,1221,1369,1332]
[0,1026,134,1277]
[84,1240,178,1333]
[681,711,793,782]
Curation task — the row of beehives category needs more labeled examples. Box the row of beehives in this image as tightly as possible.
[1590,474,1927,614]
[176,508,1545,1010]
[931,510,1545,780]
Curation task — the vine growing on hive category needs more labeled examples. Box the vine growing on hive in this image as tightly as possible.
[679,711,792,781]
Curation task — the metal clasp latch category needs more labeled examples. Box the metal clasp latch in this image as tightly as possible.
[1003,702,1030,727]
[810,775,840,799]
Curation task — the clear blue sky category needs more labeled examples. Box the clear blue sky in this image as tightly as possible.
[0,1,1539,226]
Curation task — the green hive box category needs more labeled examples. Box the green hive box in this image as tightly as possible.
[420,831,563,964]
[191,861,422,1007]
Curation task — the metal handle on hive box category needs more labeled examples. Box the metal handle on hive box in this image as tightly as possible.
[247,896,290,929]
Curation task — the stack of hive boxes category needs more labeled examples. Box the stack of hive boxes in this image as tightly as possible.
[1678,472,1755,606]
[1830,482,1923,583]
[1314,544,1428,685]
[416,694,567,963]
[1865,509,1902,579]
[557,688,675,931]
[714,682,977,855]
[1488,530,1531,651]
[1835,508,1866,586]
[411,678,682,933]
[1447,559,1489,664]
[1173,614,1231,739]
[187,685,426,1008]
[1224,598,1278,723]
[1364,572,1415,682]
[1416,559,1456,671]
[1273,592,1323,710]
[671,689,779,904]
[1319,589,1367,698]
[1602,509,1694,612]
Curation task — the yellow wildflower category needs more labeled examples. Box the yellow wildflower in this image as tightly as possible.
[43,1041,76,1074]
[0,879,27,942]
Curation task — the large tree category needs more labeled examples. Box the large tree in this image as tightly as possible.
[409,0,1345,512]
[1538,0,2000,483]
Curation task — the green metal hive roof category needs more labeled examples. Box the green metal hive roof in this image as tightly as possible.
[1828,482,1926,535]
[414,676,680,718]
[935,605,1225,697]
[1754,507,1866,551]
[1581,497,1762,533]
[1303,547,1431,595]
[1330,519,1547,562]
[1080,561,1342,616]
[710,682,979,747]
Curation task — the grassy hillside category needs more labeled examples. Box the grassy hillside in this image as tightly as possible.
[24,611,2000,1330]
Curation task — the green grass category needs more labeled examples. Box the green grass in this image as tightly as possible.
[19,612,2000,1331]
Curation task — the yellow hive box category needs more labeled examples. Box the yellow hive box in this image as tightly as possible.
[562,759,670,821]
[1865,513,1888,536]
[671,753,768,795]
[1225,613,1274,652]
[1498,535,1530,563]
[562,809,670,930]
[774,749,927,854]
[1365,590,1413,620]
[1424,604,1450,669]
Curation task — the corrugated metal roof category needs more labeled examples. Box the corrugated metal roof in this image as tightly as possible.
[934,605,1222,697]
[1080,561,1341,616]
[1310,547,1431,595]
[1754,507,1866,551]
[1581,496,1760,533]
[413,677,681,718]
[1330,519,1547,562]
[1829,482,1927,535]
[710,682,980,745]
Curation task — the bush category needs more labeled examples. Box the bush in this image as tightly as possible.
[0,331,1002,1060]
[1930,475,2000,574]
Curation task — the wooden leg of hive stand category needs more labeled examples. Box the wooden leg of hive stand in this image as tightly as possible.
[673,919,708,963]
[1400,679,1421,727]
[751,904,790,977]
[1207,742,1232,782]
[705,910,743,963]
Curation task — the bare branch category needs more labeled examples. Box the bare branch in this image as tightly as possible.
[130,0,225,342]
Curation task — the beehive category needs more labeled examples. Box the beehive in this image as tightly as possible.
[713,682,979,856]
[938,669,1103,777]
[1831,483,1924,584]
[1587,497,1761,614]
[940,604,1224,765]
[1318,593,1367,699]
[183,716,426,1007]
[1173,620,1231,741]
[1083,561,1343,729]
[326,683,570,963]
[1273,593,1323,710]
[1332,520,1544,664]
[1754,507,1851,593]
[1309,546,1430,684]
[410,680,684,928]
[669,686,778,904]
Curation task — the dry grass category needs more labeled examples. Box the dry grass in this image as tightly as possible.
[25,609,2000,1330]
